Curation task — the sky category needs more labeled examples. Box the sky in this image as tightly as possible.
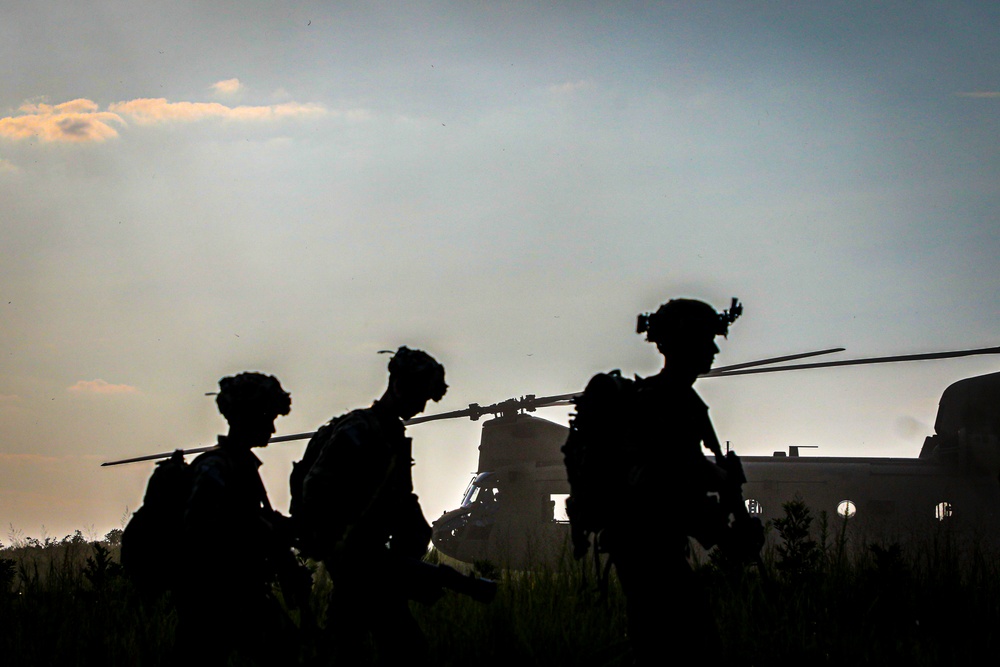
[1,2,999,542]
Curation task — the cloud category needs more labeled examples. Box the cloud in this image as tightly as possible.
[0,89,332,146]
[0,158,17,172]
[211,78,243,96]
[955,91,1000,98]
[109,98,327,125]
[0,99,124,142]
[67,379,140,395]
[549,80,595,95]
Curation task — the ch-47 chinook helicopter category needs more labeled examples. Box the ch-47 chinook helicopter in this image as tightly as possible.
[103,345,1000,569]
[411,345,1000,568]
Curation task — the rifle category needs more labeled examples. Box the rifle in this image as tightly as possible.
[396,558,498,605]
[712,450,766,565]
[259,501,318,630]
[701,422,765,566]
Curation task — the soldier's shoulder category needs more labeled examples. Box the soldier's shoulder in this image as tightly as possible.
[321,408,381,450]
[333,407,378,433]
[190,449,232,481]
[582,370,636,399]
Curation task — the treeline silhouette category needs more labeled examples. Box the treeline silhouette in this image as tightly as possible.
[2,501,999,666]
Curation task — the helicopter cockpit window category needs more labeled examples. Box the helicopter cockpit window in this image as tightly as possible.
[461,473,500,508]
[550,494,570,523]
[744,498,763,517]
[935,501,953,521]
[837,500,857,519]
[463,485,482,506]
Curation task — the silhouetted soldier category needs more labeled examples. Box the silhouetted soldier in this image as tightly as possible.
[175,371,294,666]
[615,298,741,665]
[301,346,447,665]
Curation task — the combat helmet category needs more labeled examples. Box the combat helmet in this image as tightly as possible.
[636,297,743,346]
[216,372,291,424]
[384,346,448,402]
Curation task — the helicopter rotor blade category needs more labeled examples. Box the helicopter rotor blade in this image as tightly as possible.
[269,431,320,443]
[405,407,485,425]
[101,345,997,466]
[101,445,218,467]
[408,348,851,425]
[100,430,321,467]
[707,347,846,374]
[708,345,1000,377]
[505,349,851,409]
[407,391,584,425]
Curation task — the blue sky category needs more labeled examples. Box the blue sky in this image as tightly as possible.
[1,2,998,539]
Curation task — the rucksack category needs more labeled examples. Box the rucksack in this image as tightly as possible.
[120,449,201,595]
[562,372,763,564]
[561,370,638,560]
[288,416,341,525]
[288,411,370,556]
[288,409,398,558]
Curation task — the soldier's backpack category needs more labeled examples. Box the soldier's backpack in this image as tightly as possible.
[288,409,404,558]
[562,371,764,566]
[288,417,341,529]
[120,449,200,596]
[561,370,638,560]
[288,411,366,556]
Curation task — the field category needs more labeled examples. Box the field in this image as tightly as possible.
[2,500,999,666]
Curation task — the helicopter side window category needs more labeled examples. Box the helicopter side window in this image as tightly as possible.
[837,500,857,519]
[550,493,570,523]
[744,498,763,517]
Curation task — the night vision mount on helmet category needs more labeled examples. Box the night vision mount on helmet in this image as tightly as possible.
[637,297,743,343]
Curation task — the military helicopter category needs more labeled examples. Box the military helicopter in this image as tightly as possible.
[415,345,1000,567]
[103,345,1000,568]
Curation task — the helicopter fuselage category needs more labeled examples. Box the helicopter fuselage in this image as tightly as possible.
[431,374,1000,566]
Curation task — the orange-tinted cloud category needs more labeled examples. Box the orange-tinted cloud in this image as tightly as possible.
[1,91,331,145]
[67,379,140,395]
[109,98,326,124]
[0,99,124,142]
[211,78,243,95]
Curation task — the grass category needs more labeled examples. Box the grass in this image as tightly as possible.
[2,503,999,666]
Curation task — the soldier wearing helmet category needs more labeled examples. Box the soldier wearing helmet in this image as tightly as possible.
[176,372,294,665]
[619,298,741,665]
[301,346,447,665]
[636,297,742,378]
